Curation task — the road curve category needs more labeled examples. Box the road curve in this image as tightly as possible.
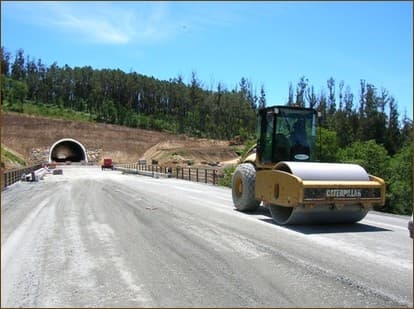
[1,166,412,307]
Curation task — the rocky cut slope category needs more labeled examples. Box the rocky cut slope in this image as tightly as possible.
[1,112,239,168]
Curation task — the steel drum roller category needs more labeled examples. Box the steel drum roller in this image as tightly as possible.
[268,162,372,225]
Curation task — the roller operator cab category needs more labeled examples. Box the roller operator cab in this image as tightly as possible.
[232,105,386,225]
[257,106,317,165]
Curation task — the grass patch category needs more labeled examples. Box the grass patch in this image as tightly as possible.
[218,165,236,188]
[1,144,26,167]
[2,100,95,123]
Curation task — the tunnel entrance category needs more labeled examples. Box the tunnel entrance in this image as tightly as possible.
[49,138,87,163]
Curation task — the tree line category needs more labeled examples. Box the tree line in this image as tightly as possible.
[1,47,412,214]
[1,47,258,140]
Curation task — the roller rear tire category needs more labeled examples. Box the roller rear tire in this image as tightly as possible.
[232,163,260,212]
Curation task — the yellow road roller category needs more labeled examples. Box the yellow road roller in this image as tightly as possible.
[232,105,385,225]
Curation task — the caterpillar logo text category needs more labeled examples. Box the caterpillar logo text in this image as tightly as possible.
[326,189,362,198]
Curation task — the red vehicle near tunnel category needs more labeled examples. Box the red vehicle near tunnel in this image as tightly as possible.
[101,158,114,170]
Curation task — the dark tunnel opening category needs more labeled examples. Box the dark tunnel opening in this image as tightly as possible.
[50,140,86,163]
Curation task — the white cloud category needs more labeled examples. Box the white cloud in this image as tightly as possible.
[53,11,130,44]
[4,1,248,45]
[5,2,171,45]
[42,2,136,44]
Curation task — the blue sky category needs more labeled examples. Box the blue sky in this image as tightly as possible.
[2,1,413,119]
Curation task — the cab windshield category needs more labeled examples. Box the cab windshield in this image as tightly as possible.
[258,107,317,163]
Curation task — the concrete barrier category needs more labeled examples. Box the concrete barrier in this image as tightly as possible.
[22,168,48,182]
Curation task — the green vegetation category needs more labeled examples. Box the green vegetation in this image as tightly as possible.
[1,46,412,215]
[338,140,413,214]
[314,128,339,162]
[1,47,257,139]
[218,165,236,188]
[2,100,93,122]
[221,140,256,188]
[1,144,26,168]
[387,145,413,215]
[338,140,390,179]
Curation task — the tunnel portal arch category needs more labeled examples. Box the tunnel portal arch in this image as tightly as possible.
[49,138,88,163]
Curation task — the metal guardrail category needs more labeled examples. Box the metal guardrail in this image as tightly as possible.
[1,163,224,189]
[115,163,224,185]
[1,164,43,190]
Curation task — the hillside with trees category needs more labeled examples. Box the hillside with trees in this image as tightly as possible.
[1,47,412,215]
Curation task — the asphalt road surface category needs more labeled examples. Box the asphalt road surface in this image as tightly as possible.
[1,166,412,307]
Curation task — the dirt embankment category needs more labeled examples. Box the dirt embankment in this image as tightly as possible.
[1,112,239,169]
